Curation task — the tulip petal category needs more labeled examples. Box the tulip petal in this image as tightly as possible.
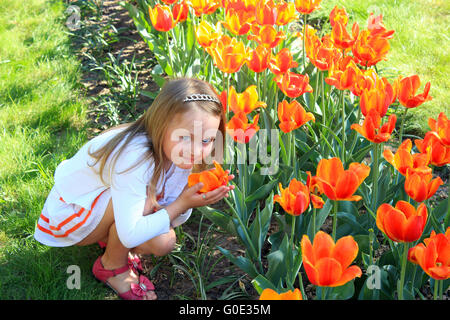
[315,257,343,286]
[332,265,362,287]
[312,231,335,262]
[332,235,359,270]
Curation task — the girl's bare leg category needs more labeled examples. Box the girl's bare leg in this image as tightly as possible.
[76,199,156,300]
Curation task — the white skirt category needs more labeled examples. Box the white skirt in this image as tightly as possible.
[34,185,111,247]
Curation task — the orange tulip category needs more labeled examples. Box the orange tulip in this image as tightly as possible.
[351,109,396,144]
[274,178,310,216]
[325,58,360,91]
[376,201,428,243]
[367,13,395,40]
[331,21,359,50]
[329,6,348,28]
[415,132,450,167]
[221,7,252,36]
[269,48,298,75]
[255,0,278,25]
[227,85,266,115]
[352,29,390,67]
[206,35,249,73]
[350,68,380,96]
[428,112,450,147]
[306,34,342,71]
[248,25,286,49]
[294,0,322,15]
[408,228,450,280]
[226,112,260,144]
[246,45,271,73]
[187,160,229,193]
[259,288,303,300]
[359,82,394,117]
[149,4,178,32]
[404,169,444,203]
[306,171,325,209]
[274,71,313,98]
[160,0,178,4]
[276,0,298,26]
[383,139,431,176]
[190,0,221,16]
[301,231,362,287]
[394,75,432,109]
[195,20,222,48]
[277,99,315,133]
[314,157,370,201]
[172,1,189,23]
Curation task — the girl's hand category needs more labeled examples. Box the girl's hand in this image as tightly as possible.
[166,171,235,219]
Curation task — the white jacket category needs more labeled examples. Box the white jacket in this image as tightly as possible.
[52,127,193,248]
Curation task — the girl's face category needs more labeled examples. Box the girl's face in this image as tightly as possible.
[162,107,221,170]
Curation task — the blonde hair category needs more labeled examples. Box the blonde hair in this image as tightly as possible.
[87,77,226,208]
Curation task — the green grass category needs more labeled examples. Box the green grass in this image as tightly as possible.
[311,0,450,135]
[0,0,111,299]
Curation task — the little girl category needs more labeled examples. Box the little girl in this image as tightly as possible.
[34,77,235,300]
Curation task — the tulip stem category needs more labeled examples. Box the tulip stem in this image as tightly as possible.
[371,143,380,229]
[397,242,409,300]
[433,279,439,300]
[398,107,408,144]
[165,31,174,75]
[332,201,338,241]
[340,89,346,164]
[303,14,307,71]
[439,279,443,300]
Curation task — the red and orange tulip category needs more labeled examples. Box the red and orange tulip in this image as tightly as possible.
[325,58,360,91]
[376,201,428,242]
[269,48,298,75]
[206,35,249,73]
[188,160,230,193]
[367,13,395,40]
[195,20,222,48]
[247,25,286,49]
[172,1,189,23]
[394,75,432,108]
[351,109,397,144]
[427,112,450,147]
[306,34,342,71]
[274,178,311,216]
[227,85,266,115]
[329,6,348,28]
[306,171,325,209]
[255,0,278,25]
[415,132,450,167]
[383,139,431,176]
[221,7,253,36]
[276,0,298,26]
[301,231,362,287]
[294,0,322,15]
[314,157,370,201]
[190,0,221,16]
[149,4,179,32]
[352,29,390,67]
[408,228,450,280]
[259,288,303,300]
[274,71,313,98]
[277,99,315,133]
[331,21,359,50]
[359,83,394,117]
[404,169,444,203]
[246,45,271,73]
[226,112,260,143]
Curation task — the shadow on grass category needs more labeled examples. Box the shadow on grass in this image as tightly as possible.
[0,239,113,299]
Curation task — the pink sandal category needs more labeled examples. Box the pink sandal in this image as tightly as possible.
[97,241,144,274]
[92,256,156,300]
